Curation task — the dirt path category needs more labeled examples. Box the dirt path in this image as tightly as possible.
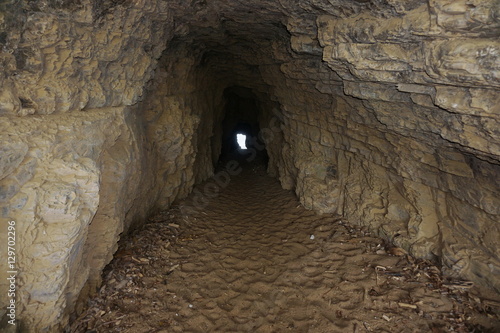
[72,165,499,332]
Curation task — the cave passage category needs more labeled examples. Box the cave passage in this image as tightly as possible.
[218,86,270,167]
[1,0,499,331]
[72,167,494,332]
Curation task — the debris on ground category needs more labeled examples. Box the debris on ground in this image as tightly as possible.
[70,171,500,333]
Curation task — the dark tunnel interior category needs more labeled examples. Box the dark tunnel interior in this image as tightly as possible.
[219,86,269,167]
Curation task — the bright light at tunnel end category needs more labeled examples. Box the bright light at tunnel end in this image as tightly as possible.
[236,133,247,150]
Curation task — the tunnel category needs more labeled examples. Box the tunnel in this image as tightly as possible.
[0,0,499,331]
[219,86,269,165]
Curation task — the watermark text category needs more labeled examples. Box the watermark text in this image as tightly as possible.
[6,220,17,326]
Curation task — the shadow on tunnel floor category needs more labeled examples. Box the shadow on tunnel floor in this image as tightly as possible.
[216,147,269,174]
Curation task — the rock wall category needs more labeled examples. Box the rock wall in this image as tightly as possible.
[0,1,170,330]
[0,107,153,330]
[0,0,170,116]
[0,0,499,331]
[277,1,500,294]
[0,1,225,331]
[141,42,226,207]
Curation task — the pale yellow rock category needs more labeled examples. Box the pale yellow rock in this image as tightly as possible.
[0,83,21,116]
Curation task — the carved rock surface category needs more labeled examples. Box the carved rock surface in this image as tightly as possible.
[0,0,498,331]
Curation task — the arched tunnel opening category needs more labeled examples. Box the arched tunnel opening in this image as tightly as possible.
[219,86,269,168]
[235,133,248,150]
[0,0,499,331]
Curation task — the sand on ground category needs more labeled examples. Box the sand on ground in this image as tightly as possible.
[71,164,500,333]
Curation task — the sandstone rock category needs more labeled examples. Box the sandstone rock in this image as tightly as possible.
[0,142,28,180]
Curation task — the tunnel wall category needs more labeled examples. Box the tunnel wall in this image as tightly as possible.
[0,107,158,330]
[262,1,500,295]
[0,2,167,330]
[141,43,226,206]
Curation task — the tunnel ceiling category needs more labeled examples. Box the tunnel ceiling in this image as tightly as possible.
[164,0,348,93]
[3,0,492,162]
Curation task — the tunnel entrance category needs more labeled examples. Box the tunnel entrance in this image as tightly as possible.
[219,86,269,168]
[236,133,247,150]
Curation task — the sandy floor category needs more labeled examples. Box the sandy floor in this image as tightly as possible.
[71,164,500,332]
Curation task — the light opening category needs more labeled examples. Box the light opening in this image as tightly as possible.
[236,133,247,150]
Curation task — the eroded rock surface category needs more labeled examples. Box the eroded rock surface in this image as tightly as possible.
[0,0,498,331]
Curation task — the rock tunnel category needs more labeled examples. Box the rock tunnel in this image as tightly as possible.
[0,0,499,331]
